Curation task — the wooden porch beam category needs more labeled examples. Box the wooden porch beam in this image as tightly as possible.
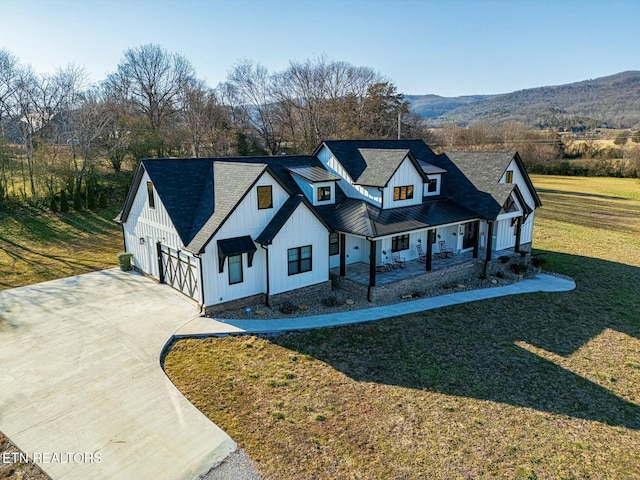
[369,239,377,287]
[426,230,434,271]
[339,233,346,276]
[473,220,480,259]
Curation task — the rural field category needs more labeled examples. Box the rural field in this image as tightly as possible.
[164,175,640,480]
[0,205,123,290]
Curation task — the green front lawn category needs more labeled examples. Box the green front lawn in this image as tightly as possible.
[0,205,123,290]
[164,175,640,480]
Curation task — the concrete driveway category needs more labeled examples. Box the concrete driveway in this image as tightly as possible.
[0,269,235,480]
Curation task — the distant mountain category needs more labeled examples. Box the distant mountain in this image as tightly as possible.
[407,71,640,129]
[404,94,496,119]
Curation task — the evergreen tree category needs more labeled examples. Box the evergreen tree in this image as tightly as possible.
[60,190,69,212]
[87,184,96,210]
[73,188,82,210]
[49,195,58,213]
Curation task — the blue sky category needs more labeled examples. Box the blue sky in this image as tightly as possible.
[2,0,639,96]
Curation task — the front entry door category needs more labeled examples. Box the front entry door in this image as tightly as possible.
[462,222,476,250]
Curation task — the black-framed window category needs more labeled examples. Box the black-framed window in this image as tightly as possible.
[257,185,273,209]
[288,245,312,275]
[393,185,414,201]
[392,234,410,252]
[317,186,331,202]
[503,196,518,213]
[505,170,514,183]
[147,182,155,209]
[329,233,339,256]
[427,178,438,193]
[228,254,243,284]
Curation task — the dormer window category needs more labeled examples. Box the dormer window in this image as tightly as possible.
[257,185,273,209]
[427,179,438,193]
[147,182,155,209]
[393,185,414,201]
[317,186,331,202]
[505,170,514,183]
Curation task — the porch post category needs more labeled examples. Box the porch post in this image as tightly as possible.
[486,221,494,262]
[339,233,346,276]
[514,216,522,253]
[473,220,480,259]
[156,241,164,283]
[483,221,494,276]
[369,239,377,288]
[426,230,434,271]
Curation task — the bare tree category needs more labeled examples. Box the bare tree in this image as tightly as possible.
[179,79,228,157]
[105,44,195,157]
[219,60,282,155]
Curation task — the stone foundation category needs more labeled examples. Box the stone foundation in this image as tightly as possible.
[204,281,332,316]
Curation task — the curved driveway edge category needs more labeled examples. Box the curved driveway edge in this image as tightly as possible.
[0,269,235,480]
[175,273,576,337]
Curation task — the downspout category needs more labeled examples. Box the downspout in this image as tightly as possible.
[261,244,270,308]
[197,252,206,313]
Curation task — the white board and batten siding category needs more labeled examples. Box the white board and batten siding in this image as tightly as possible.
[382,157,423,209]
[123,170,181,278]
[502,160,536,210]
[200,172,327,306]
[316,145,382,207]
[266,203,329,295]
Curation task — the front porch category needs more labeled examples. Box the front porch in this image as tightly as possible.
[330,248,491,286]
[330,245,530,303]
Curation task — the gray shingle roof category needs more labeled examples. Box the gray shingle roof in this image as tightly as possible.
[186,162,267,253]
[316,139,441,181]
[444,150,541,217]
[355,148,411,187]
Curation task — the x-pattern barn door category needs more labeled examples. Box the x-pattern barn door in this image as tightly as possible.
[158,244,202,304]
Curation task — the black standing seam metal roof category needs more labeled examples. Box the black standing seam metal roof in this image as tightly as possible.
[285,165,342,183]
[323,198,479,238]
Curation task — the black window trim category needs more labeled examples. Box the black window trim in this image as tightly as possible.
[288,245,312,276]
[317,185,331,202]
[228,254,243,285]
[393,185,414,201]
[257,185,273,210]
[392,234,410,252]
[147,181,155,209]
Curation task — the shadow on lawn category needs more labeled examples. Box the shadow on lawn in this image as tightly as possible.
[276,252,640,429]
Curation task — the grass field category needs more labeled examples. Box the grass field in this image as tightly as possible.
[0,205,123,290]
[164,175,640,480]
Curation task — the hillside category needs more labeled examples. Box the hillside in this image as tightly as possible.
[408,71,640,129]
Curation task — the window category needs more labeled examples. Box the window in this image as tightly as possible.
[329,233,339,256]
[393,185,414,201]
[392,234,410,252]
[147,182,155,209]
[427,179,438,193]
[288,245,312,275]
[257,185,273,209]
[505,170,514,183]
[317,186,331,202]
[503,196,518,213]
[228,254,243,284]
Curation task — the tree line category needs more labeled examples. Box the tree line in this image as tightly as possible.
[0,44,426,207]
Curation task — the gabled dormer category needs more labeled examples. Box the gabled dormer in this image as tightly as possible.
[285,165,341,206]
[418,160,447,197]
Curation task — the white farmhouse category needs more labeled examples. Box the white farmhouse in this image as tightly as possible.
[117,139,541,310]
